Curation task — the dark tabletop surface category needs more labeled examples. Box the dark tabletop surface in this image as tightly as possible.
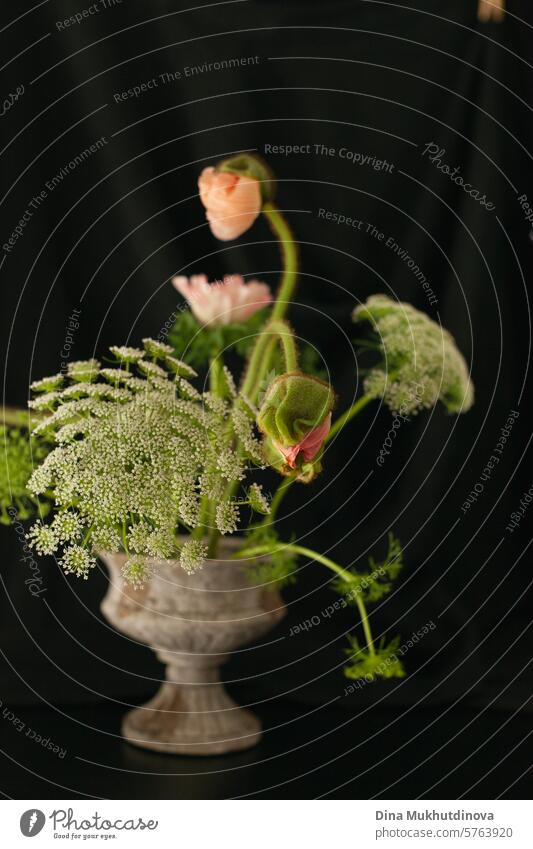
[0,699,530,800]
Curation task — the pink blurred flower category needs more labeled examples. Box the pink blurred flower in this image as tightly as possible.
[273,413,332,469]
[198,166,262,241]
[172,274,272,326]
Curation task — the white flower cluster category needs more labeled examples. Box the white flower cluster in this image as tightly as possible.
[353,295,474,416]
[26,339,262,584]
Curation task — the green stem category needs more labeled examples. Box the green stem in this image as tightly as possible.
[82,524,95,547]
[121,520,129,555]
[263,202,298,322]
[352,595,375,657]
[325,393,375,443]
[263,473,298,524]
[209,356,224,395]
[269,319,297,372]
[209,205,299,558]
[206,525,220,558]
[193,356,226,543]
[235,542,375,655]
[240,335,274,403]
[241,318,298,401]
[240,203,299,404]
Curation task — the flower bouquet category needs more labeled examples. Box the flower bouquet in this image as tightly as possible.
[3,154,474,754]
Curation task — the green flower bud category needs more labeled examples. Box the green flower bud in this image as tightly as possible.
[258,372,335,447]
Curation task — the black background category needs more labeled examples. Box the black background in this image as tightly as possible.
[1,0,532,798]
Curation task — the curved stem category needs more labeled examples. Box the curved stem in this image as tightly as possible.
[270,319,297,372]
[235,541,375,655]
[241,318,297,402]
[262,202,298,321]
[240,203,298,403]
[210,205,299,557]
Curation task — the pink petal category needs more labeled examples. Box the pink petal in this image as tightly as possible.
[171,274,271,327]
[274,414,332,469]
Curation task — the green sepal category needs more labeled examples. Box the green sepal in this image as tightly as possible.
[257,372,335,446]
[217,153,275,203]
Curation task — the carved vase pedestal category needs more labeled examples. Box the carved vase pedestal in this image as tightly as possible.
[100,540,285,756]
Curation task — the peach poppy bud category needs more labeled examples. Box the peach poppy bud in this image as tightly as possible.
[198,154,273,241]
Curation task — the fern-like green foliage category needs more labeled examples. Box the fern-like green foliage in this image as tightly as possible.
[244,526,297,589]
[332,534,405,681]
[332,532,403,604]
[0,424,50,523]
[168,308,269,370]
[344,635,405,681]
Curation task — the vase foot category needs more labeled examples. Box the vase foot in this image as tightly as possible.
[121,680,262,756]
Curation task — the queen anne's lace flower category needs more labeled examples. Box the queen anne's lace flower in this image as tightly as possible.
[26,345,257,586]
[122,555,153,588]
[59,545,96,579]
[90,525,121,553]
[28,392,61,410]
[353,295,474,416]
[215,501,239,534]
[232,406,265,463]
[176,378,201,401]
[137,360,168,380]
[142,338,174,358]
[164,355,197,378]
[67,359,100,382]
[127,521,153,554]
[199,470,225,500]
[176,492,201,527]
[179,539,207,574]
[100,368,131,384]
[216,449,245,482]
[30,374,64,393]
[110,346,144,364]
[145,527,175,559]
[51,511,83,543]
[247,483,270,515]
[27,521,58,555]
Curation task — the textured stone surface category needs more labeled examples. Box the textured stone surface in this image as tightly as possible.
[100,539,286,755]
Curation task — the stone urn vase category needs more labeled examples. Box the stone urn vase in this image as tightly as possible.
[100,539,285,756]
